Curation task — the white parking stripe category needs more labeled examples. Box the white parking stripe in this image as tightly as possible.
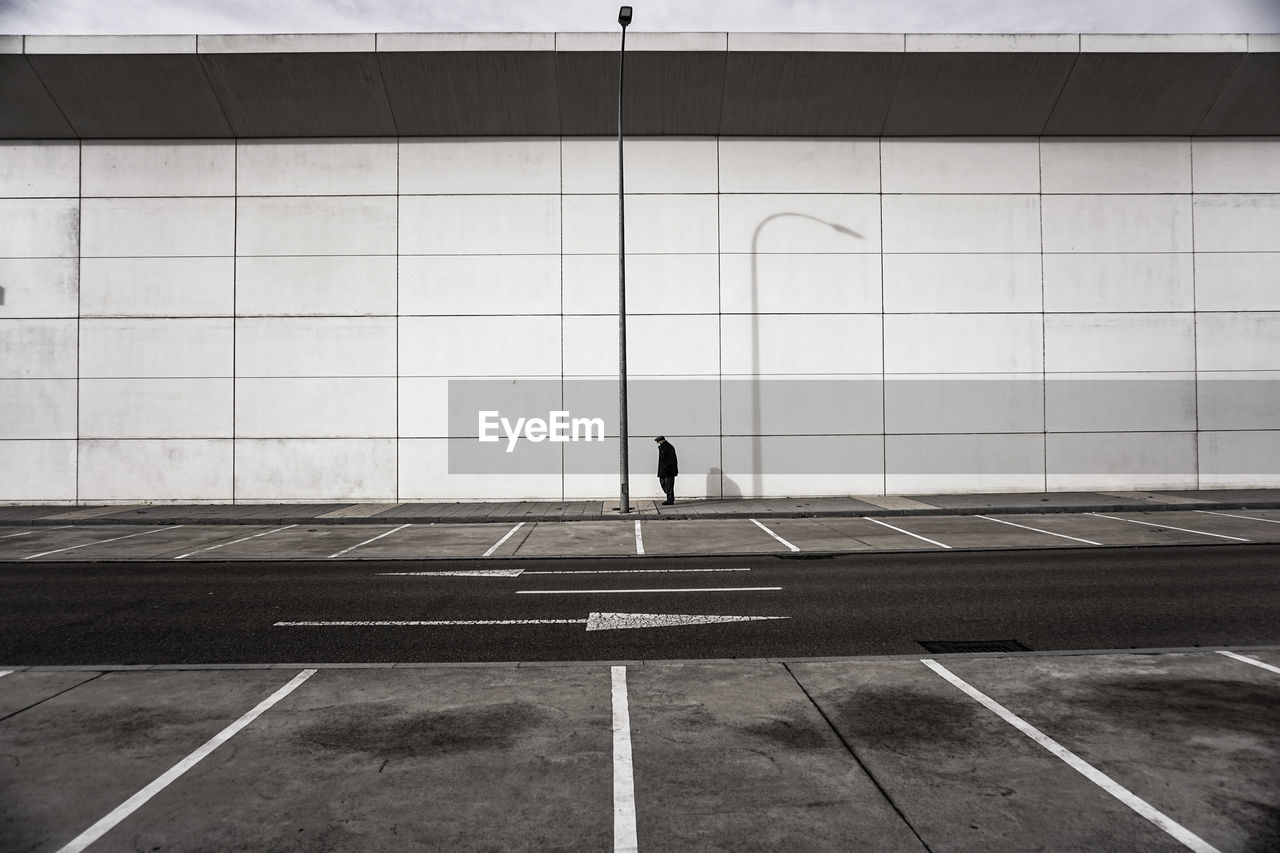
[1195,509,1280,525]
[977,514,1102,546]
[0,671,11,679]
[1218,650,1280,676]
[2,530,34,539]
[1088,513,1250,542]
[750,518,799,552]
[634,521,645,555]
[483,522,525,558]
[24,526,180,560]
[922,659,1221,853]
[861,516,952,549]
[56,669,316,853]
[327,523,412,559]
[174,525,296,560]
[611,666,639,853]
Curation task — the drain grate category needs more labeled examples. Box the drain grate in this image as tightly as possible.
[918,639,1031,654]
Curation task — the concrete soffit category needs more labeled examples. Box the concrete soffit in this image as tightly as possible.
[0,31,1277,139]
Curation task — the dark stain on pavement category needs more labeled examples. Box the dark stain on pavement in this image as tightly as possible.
[826,686,985,747]
[295,701,544,758]
[1074,677,1280,738]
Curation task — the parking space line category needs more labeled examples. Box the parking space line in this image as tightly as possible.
[0,671,11,679]
[482,522,525,558]
[1088,513,1250,542]
[56,669,316,853]
[861,516,952,549]
[1196,509,1280,525]
[922,659,1220,853]
[327,523,412,559]
[977,514,1103,546]
[1218,650,1280,676]
[750,518,800,552]
[24,526,181,560]
[174,525,296,560]
[611,666,638,853]
[634,521,644,555]
[516,587,781,595]
[2,530,35,539]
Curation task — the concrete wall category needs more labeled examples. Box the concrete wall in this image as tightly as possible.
[2,137,1278,502]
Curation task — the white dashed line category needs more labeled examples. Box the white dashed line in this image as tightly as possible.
[483,522,525,557]
[1088,513,1249,542]
[612,666,638,853]
[923,659,1221,853]
[174,525,296,560]
[327,524,412,559]
[24,526,181,560]
[750,518,799,552]
[1218,650,1280,676]
[634,521,644,555]
[977,514,1102,546]
[860,516,952,549]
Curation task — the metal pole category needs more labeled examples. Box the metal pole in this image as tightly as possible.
[617,9,630,514]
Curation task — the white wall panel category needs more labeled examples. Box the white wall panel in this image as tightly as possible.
[720,254,880,314]
[884,315,1042,374]
[1045,374,1196,432]
[0,379,75,438]
[1193,195,1280,252]
[0,198,78,257]
[398,377,451,438]
[401,255,560,316]
[885,375,1044,434]
[236,317,396,378]
[401,138,560,195]
[563,138,718,194]
[81,257,234,317]
[721,435,885,497]
[1042,195,1191,253]
[237,139,395,196]
[236,256,396,316]
[79,439,233,501]
[1197,372,1280,431]
[237,196,395,256]
[721,314,882,375]
[883,254,1041,313]
[0,440,76,501]
[235,438,396,501]
[883,139,1039,194]
[401,315,560,376]
[0,320,77,378]
[81,197,233,257]
[564,314,720,377]
[81,318,232,378]
[1195,253,1280,311]
[885,434,1046,494]
[1043,253,1193,312]
[82,141,233,197]
[0,142,78,197]
[1196,312,1280,371]
[1045,314,1195,373]
[79,378,232,438]
[566,254,719,315]
[723,196,879,257]
[1041,139,1190,194]
[1199,431,1280,488]
[0,259,78,318]
[1193,139,1280,193]
[882,195,1038,254]
[565,194,718,254]
[236,378,395,438]
[1046,432,1197,491]
[401,195,559,255]
[719,376,883,436]
[718,139,880,193]
[400,438,563,500]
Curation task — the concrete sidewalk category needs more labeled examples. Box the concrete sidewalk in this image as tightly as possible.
[2,488,1278,526]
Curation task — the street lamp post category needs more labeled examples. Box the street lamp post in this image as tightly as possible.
[617,5,632,514]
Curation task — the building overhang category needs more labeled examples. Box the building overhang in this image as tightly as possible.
[1,31,1277,139]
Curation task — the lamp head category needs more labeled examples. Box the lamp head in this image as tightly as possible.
[619,6,632,27]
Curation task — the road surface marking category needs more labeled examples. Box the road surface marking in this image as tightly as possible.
[56,669,315,853]
[923,659,1220,853]
[380,568,526,577]
[860,516,952,549]
[516,587,781,595]
[174,525,295,560]
[1088,512,1249,542]
[24,526,181,560]
[483,522,525,557]
[750,518,799,551]
[327,523,412,559]
[634,521,644,555]
[1218,650,1280,676]
[612,666,638,853]
[379,567,754,577]
[976,514,1102,546]
[275,613,789,632]
[1195,509,1280,525]
[3,526,70,539]
[0,671,11,679]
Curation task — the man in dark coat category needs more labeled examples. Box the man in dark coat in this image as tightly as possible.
[655,436,678,505]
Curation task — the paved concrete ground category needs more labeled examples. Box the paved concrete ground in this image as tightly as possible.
[2,651,1278,852]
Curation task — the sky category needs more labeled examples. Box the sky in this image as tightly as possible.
[2,0,1279,35]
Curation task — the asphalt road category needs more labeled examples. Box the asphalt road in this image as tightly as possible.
[3,544,1277,665]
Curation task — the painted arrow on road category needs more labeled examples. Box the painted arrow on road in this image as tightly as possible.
[275,612,789,631]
